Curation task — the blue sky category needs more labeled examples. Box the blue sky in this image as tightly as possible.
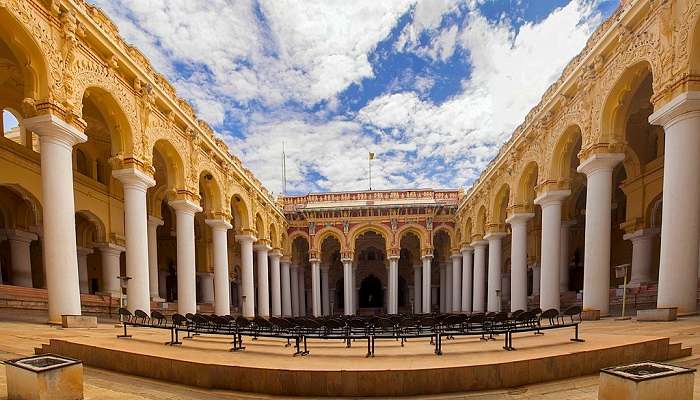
[90,0,618,195]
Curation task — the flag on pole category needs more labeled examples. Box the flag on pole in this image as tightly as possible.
[369,152,375,160]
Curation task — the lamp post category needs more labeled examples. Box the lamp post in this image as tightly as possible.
[614,264,631,320]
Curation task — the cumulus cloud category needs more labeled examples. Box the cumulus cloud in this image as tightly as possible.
[90,0,606,194]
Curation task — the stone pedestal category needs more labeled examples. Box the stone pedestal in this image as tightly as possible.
[637,307,677,322]
[581,309,601,321]
[5,354,83,400]
[61,315,97,328]
[599,362,695,400]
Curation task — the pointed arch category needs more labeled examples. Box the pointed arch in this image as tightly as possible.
[600,61,653,144]
[548,125,583,182]
[314,226,347,253]
[348,223,392,253]
[396,223,429,250]
[515,161,539,208]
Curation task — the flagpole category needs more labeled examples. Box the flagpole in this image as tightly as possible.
[282,141,287,195]
[369,153,372,191]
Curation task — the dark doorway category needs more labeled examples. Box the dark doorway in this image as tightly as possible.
[359,274,383,308]
[335,279,344,308]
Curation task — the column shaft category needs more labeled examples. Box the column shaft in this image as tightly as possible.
[26,115,86,323]
[116,168,157,315]
[461,248,473,312]
[147,217,163,300]
[170,200,201,316]
[98,244,123,296]
[76,247,92,294]
[290,265,299,316]
[535,191,569,311]
[451,254,461,312]
[255,244,271,317]
[472,241,487,313]
[7,231,37,287]
[343,260,353,315]
[206,220,231,316]
[578,154,623,315]
[445,262,453,312]
[236,235,256,318]
[311,260,321,317]
[388,257,398,314]
[413,264,422,313]
[281,260,292,317]
[269,251,282,317]
[421,256,432,313]
[507,214,533,312]
[321,266,330,316]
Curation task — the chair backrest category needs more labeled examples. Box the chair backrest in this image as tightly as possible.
[185,313,195,321]
[531,307,542,316]
[134,309,149,320]
[172,313,187,326]
[151,310,166,324]
[118,308,132,318]
[563,305,582,317]
[540,308,559,324]
[510,309,524,318]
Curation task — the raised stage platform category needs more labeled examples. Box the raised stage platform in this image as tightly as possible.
[35,324,692,397]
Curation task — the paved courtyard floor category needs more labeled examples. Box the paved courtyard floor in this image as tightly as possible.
[0,309,699,399]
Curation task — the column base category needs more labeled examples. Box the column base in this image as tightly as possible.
[637,307,678,321]
[61,315,98,328]
[151,296,166,303]
[581,309,601,320]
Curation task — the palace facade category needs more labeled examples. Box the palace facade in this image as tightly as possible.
[1,0,700,323]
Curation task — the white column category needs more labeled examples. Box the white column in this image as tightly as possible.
[280,259,292,316]
[310,259,321,317]
[254,243,271,317]
[534,190,569,312]
[114,168,157,316]
[236,234,256,318]
[168,199,202,316]
[507,213,533,312]
[353,263,358,314]
[413,263,422,313]
[197,272,214,304]
[6,230,37,287]
[76,247,92,294]
[388,256,399,314]
[298,267,307,316]
[206,219,232,316]
[649,92,700,314]
[624,228,658,286]
[445,262,453,312]
[451,253,461,313]
[25,115,86,323]
[485,232,505,312]
[147,216,164,301]
[342,258,353,315]
[460,247,473,312]
[532,264,541,296]
[577,153,624,315]
[471,240,488,313]
[559,220,575,292]
[421,255,432,313]
[439,263,446,312]
[97,244,123,297]
[321,265,330,316]
[290,264,300,316]
[269,250,282,317]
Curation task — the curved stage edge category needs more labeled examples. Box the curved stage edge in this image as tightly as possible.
[37,328,691,397]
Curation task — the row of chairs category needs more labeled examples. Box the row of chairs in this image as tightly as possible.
[117,305,584,356]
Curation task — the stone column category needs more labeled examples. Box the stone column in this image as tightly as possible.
[321,265,330,316]
[310,259,321,317]
[438,263,447,313]
[97,243,123,297]
[559,220,575,292]
[507,213,533,312]
[445,262,453,312]
[534,190,569,311]
[147,216,164,301]
[76,247,92,294]
[24,114,86,323]
[353,263,358,314]
[168,200,202,316]
[388,256,399,314]
[205,219,231,316]
[451,253,461,313]
[649,92,700,314]
[343,258,353,315]
[298,267,307,316]
[280,258,292,316]
[6,230,37,287]
[624,228,658,286]
[421,255,432,313]
[460,247,473,312]
[254,243,271,317]
[115,168,157,316]
[471,240,488,313]
[197,272,214,304]
[269,250,282,317]
[236,234,256,318]
[290,264,299,316]
[577,153,624,316]
[413,263,422,313]
[532,264,541,296]
[485,232,505,312]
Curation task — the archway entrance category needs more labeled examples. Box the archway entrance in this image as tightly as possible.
[359,274,383,308]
